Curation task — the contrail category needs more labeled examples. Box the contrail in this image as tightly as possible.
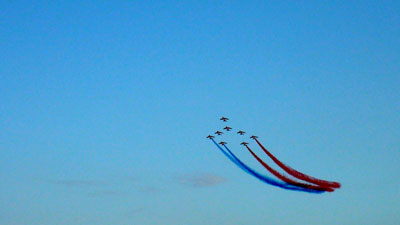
[210,139,324,193]
[243,144,334,192]
[254,138,341,189]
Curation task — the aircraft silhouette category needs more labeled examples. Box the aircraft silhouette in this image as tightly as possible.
[223,126,232,131]
[220,117,229,122]
[237,130,246,135]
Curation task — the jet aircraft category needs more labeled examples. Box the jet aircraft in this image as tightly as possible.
[206,135,215,139]
[219,141,227,145]
[240,142,249,146]
[220,117,229,122]
[237,130,246,135]
[215,131,223,135]
[223,126,232,131]
[250,135,258,139]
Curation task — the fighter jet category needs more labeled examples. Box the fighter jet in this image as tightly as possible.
[223,126,232,131]
[250,135,258,140]
[240,142,249,146]
[206,135,215,139]
[215,131,223,135]
[219,141,227,145]
[220,117,229,122]
[237,130,246,135]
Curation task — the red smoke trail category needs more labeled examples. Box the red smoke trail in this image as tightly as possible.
[210,139,324,193]
[244,144,334,192]
[211,138,325,194]
[254,139,341,189]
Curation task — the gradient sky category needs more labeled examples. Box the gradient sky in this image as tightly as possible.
[1,1,399,224]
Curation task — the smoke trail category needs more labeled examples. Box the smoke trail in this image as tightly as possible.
[244,144,334,192]
[210,139,324,193]
[254,139,341,189]
[222,144,325,193]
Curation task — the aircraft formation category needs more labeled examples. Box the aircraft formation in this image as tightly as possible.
[207,117,341,194]
[206,117,253,147]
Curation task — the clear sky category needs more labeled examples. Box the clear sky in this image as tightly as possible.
[1,1,399,224]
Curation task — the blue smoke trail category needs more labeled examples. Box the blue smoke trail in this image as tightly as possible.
[211,139,324,193]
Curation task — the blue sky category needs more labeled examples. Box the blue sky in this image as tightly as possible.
[1,1,399,224]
